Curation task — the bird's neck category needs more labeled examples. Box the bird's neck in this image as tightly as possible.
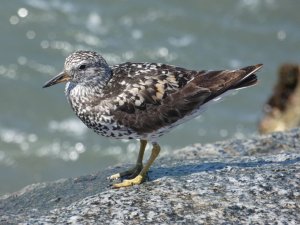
[81,71,112,89]
[65,84,102,130]
[65,81,105,109]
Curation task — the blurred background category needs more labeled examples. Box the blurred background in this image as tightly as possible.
[0,0,299,195]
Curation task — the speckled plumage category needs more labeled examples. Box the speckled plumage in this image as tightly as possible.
[43,50,262,187]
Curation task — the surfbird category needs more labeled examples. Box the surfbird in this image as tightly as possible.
[43,50,262,188]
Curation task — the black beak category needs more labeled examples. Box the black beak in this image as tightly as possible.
[43,71,71,88]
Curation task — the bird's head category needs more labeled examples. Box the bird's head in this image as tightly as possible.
[43,50,112,88]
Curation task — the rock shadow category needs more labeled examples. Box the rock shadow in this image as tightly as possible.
[149,156,300,180]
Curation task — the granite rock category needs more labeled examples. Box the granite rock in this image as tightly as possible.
[1,129,300,224]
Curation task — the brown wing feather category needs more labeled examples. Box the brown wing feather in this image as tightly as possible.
[111,63,262,134]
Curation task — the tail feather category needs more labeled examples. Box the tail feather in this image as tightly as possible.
[232,73,257,90]
[232,64,262,90]
[195,63,263,103]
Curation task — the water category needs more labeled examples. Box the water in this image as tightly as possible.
[0,0,299,195]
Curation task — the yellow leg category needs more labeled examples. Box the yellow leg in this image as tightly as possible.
[113,143,161,188]
[108,140,147,180]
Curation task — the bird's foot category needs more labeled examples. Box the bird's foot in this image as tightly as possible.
[109,141,160,188]
[112,174,144,188]
[107,163,143,180]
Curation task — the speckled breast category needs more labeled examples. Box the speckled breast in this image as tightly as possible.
[65,82,141,140]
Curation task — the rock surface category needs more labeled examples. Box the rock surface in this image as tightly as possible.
[1,129,300,224]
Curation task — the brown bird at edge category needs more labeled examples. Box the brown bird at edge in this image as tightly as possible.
[43,50,263,188]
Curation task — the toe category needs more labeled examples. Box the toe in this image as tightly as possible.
[112,175,144,188]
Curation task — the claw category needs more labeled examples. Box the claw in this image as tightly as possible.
[107,173,121,180]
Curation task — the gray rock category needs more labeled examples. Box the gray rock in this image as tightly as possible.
[1,128,300,224]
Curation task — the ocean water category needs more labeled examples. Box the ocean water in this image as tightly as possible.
[0,0,299,195]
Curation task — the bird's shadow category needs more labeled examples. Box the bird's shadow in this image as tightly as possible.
[148,156,300,181]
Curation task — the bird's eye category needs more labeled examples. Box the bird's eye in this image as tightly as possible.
[79,64,86,70]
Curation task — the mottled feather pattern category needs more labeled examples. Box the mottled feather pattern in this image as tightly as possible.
[104,63,196,102]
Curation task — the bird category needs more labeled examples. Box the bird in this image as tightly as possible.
[43,50,262,188]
